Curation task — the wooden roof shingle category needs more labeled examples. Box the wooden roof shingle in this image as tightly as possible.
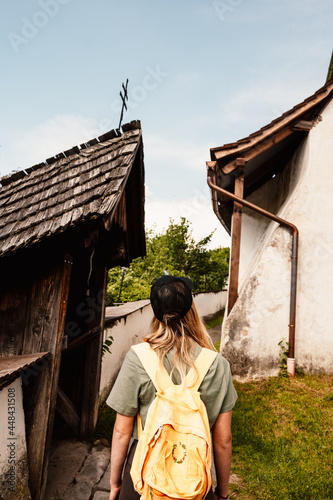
[0,121,143,258]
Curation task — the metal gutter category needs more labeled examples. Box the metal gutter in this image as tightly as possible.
[207,163,299,375]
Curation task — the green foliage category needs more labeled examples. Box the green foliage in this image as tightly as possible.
[107,218,229,304]
[278,338,290,378]
[231,375,333,499]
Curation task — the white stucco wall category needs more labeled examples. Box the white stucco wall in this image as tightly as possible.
[238,164,291,282]
[100,291,227,400]
[100,300,153,401]
[222,99,333,378]
[193,290,227,320]
[0,378,31,499]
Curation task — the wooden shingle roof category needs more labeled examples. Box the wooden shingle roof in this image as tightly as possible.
[0,121,143,258]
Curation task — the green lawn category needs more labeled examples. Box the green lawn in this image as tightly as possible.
[96,369,333,499]
[205,313,224,330]
[230,374,333,499]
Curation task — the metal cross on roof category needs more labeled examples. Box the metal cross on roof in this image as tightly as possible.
[118,79,129,131]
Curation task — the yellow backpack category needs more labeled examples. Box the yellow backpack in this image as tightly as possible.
[130,342,218,500]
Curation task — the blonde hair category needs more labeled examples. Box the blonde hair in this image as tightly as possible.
[144,301,215,386]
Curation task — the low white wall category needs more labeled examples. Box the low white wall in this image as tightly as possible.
[100,291,227,401]
[193,290,227,320]
[100,301,153,402]
[0,378,31,499]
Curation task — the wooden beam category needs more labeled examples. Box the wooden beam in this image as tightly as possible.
[292,120,313,131]
[0,352,50,391]
[222,157,246,175]
[56,387,80,435]
[228,173,244,314]
[61,326,102,354]
[79,265,107,439]
[23,259,69,500]
[38,254,73,500]
[206,161,217,168]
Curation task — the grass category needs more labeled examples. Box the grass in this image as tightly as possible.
[94,356,333,499]
[205,313,224,352]
[230,374,333,499]
[205,313,224,329]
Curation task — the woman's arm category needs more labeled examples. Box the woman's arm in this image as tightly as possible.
[109,413,135,500]
[212,410,233,500]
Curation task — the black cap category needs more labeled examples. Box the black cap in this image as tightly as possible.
[150,275,193,322]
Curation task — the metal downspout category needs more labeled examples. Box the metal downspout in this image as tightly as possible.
[207,165,298,375]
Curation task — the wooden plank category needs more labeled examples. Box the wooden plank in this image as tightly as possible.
[23,355,53,499]
[222,157,246,175]
[56,387,80,435]
[0,352,50,389]
[228,174,244,314]
[38,254,73,500]
[79,257,107,439]
[22,256,72,500]
[62,326,101,354]
[22,265,64,354]
[0,284,28,357]
[292,120,313,131]
[112,189,127,231]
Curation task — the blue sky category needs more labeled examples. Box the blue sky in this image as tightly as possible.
[1,0,332,248]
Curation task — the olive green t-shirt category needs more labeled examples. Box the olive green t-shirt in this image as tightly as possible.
[106,342,237,439]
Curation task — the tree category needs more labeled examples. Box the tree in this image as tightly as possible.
[107,218,229,304]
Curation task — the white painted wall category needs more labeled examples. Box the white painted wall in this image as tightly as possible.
[222,99,333,378]
[193,290,227,320]
[0,378,31,499]
[100,300,153,402]
[100,291,227,400]
[238,164,291,282]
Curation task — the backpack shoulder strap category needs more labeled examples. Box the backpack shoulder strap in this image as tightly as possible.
[131,342,173,392]
[185,348,218,391]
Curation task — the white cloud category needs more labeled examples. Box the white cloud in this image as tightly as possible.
[217,77,324,139]
[1,114,98,176]
[145,190,230,249]
[144,134,211,171]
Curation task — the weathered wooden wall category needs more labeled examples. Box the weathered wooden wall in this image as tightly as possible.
[0,249,72,500]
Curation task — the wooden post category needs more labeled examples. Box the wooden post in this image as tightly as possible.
[23,254,72,500]
[79,258,107,438]
[39,254,73,499]
[228,171,244,314]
